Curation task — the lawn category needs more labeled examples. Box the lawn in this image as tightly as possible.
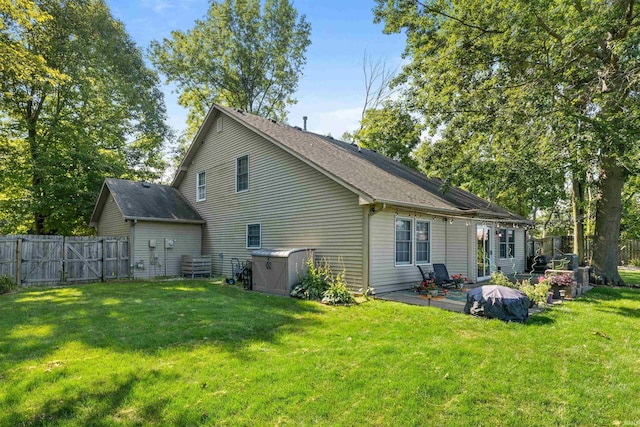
[1,280,639,426]
[619,268,640,286]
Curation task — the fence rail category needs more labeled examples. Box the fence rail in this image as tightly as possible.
[0,235,129,286]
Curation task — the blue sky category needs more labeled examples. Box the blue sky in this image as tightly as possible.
[106,0,407,138]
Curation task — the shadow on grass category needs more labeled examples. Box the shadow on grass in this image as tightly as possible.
[0,280,322,365]
[526,314,556,325]
[4,373,173,426]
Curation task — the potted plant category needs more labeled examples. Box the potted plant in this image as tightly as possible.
[414,278,438,295]
[450,273,468,289]
[546,273,574,299]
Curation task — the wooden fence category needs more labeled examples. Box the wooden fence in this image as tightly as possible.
[0,235,129,286]
[528,235,640,265]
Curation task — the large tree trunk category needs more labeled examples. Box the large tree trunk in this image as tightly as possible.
[26,99,46,235]
[591,156,624,285]
[571,176,585,265]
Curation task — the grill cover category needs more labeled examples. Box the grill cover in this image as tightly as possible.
[464,285,530,322]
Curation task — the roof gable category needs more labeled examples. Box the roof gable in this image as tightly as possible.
[172,104,529,223]
[90,179,205,226]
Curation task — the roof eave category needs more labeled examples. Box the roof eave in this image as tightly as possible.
[372,198,474,216]
[123,216,206,225]
[88,181,111,226]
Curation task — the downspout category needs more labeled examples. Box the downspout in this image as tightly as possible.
[130,219,136,279]
[365,203,386,295]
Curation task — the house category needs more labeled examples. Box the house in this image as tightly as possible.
[89,178,205,279]
[92,104,532,293]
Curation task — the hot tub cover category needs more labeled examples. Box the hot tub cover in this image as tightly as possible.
[464,285,530,322]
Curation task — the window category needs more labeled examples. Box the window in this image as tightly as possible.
[196,171,206,201]
[216,117,223,132]
[415,220,431,264]
[246,223,261,249]
[499,229,515,259]
[395,218,412,265]
[236,155,249,192]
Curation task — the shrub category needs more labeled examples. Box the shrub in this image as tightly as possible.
[491,271,517,288]
[629,258,640,268]
[519,278,551,306]
[290,257,331,300]
[322,268,355,305]
[0,275,17,295]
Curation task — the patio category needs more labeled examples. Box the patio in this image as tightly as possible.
[376,284,552,315]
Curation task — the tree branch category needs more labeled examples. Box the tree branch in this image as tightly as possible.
[415,0,504,34]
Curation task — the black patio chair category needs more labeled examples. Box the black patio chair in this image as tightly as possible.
[432,263,457,289]
[417,265,434,285]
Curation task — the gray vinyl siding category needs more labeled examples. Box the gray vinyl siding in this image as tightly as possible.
[369,208,448,294]
[495,228,526,275]
[444,218,471,282]
[177,111,364,289]
[97,194,130,236]
[131,222,202,280]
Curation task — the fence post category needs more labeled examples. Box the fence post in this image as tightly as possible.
[15,238,22,285]
[101,238,106,282]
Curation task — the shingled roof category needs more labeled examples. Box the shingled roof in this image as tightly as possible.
[173,104,530,223]
[90,178,205,226]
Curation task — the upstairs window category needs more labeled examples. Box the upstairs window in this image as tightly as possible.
[499,229,515,259]
[236,155,249,192]
[196,171,206,202]
[216,117,223,132]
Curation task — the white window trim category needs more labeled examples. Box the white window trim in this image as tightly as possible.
[235,154,249,193]
[196,170,206,202]
[499,228,516,259]
[246,223,261,249]
[415,219,432,265]
[394,216,413,267]
[216,116,223,132]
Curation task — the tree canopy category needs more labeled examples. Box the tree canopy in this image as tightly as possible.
[150,0,311,135]
[356,101,422,168]
[0,0,168,235]
[375,0,640,284]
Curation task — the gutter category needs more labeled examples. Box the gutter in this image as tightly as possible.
[372,198,533,225]
[123,216,206,225]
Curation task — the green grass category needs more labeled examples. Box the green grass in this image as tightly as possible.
[1,280,639,426]
[619,268,640,286]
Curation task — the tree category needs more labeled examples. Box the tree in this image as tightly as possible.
[0,0,67,88]
[0,0,168,235]
[357,101,422,168]
[375,0,640,284]
[150,0,311,135]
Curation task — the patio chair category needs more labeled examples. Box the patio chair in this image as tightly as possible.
[432,263,457,289]
[416,265,434,285]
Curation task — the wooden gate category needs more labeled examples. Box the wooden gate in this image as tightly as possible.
[0,235,129,286]
[102,238,130,280]
[21,235,64,286]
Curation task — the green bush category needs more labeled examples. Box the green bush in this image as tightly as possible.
[519,279,551,306]
[490,271,517,288]
[628,258,640,268]
[0,275,17,295]
[290,257,331,300]
[322,268,355,305]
